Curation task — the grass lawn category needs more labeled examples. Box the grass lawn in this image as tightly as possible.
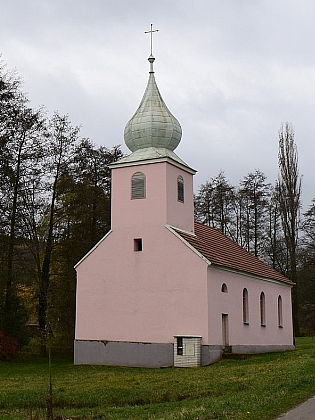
[1,337,315,419]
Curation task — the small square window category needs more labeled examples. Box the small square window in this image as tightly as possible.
[134,238,142,251]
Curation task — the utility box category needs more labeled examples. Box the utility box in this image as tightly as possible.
[174,335,202,367]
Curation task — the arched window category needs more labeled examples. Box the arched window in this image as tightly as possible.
[278,295,283,327]
[243,288,249,324]
[177,175,184,203]
[131,172,146,199]
[260,292,266,326]
[221,283,228,293]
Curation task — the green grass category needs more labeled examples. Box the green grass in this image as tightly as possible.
[1,338,315,419]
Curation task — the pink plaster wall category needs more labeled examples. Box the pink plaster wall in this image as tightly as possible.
[111,161,194,233]
[75,225,209,344]
[207,267,294,347]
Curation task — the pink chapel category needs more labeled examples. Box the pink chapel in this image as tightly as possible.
[74,53,295,367]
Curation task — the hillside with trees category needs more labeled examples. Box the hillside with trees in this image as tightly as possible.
[0,59,123,357]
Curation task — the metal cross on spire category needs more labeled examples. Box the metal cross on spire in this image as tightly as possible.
[145,23,159,56]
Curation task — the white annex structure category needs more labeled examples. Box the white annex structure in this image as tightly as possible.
[74,53,295,367]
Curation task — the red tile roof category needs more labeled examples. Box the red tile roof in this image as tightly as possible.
[173,222,293,285]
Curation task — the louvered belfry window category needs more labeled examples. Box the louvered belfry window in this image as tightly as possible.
[177,175,184,203]
[131,172,146,199]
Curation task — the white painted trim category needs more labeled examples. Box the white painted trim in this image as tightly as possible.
[74,230,112,269]
[174,335,202,338]
[111,157,197,174]
[165,224,212,265]
[209,264,293,288]
[168,225,197,236]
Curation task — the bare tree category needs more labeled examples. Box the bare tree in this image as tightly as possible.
[277,122,302,336]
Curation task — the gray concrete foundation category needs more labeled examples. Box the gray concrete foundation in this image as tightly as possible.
[74,340,294,367]
[74,340,173,367]
[201,345,223,365]
[231,344,295,354]
[74,340,223,367]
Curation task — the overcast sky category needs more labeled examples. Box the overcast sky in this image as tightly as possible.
[1,0,314,208]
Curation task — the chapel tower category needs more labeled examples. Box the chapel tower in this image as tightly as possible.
[110,54,196,233]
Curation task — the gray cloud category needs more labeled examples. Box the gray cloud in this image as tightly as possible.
[1,0,314,208]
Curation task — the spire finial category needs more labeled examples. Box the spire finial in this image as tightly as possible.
[145,23,159,56]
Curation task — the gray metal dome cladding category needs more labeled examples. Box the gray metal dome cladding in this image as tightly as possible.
[124,55,182,152]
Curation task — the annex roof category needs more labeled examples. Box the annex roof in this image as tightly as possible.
[173,222,293,285]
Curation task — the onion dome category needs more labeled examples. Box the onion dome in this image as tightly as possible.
[124,55,182,152]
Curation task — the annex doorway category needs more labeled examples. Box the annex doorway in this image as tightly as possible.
[222,314,229,348]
